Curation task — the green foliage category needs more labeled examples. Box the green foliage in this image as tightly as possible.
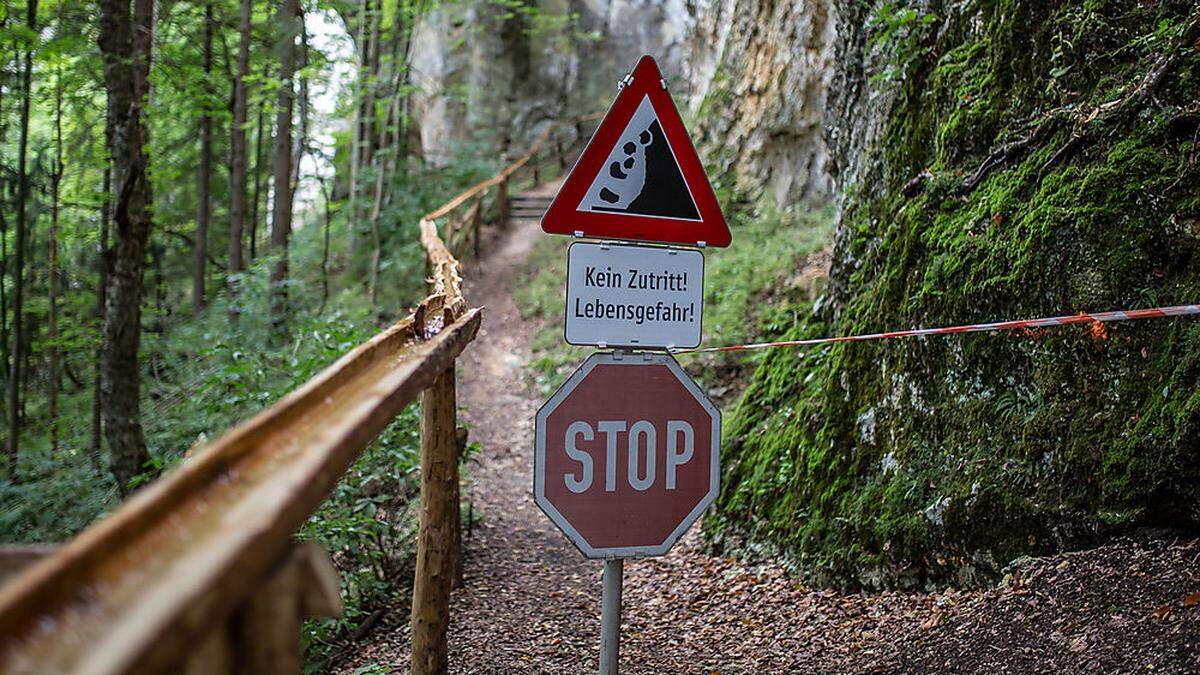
[0,1,577,673]
[714,0,1200,588]
[300,405,422,666]
[0,0,506,659]
[867,2,940,84]
[702,205,833,352]
[511,235,590,395]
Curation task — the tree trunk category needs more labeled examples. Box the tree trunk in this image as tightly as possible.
[193,1,213,314]
[366,6,406,309]
[90,167,111,476]
[98,0,156,496]
[291,14,308,191]
[7,0,36,480]
[269,0,299,337]
[49,3,63,456]
[228,0,250,283]
[152,242,165,333]
[0,189,8,393]
[0,17,9,391]
[364,0,381,161]
[368,82,402,308]
[249,69,268,263]
[318,176,331,315]
[347,0,369,262]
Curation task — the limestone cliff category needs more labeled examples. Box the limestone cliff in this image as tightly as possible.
[406,0,838,210]
[408,0,693,160]
[687,0,836,206]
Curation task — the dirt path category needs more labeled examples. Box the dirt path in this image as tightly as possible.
[335,208,1200,674]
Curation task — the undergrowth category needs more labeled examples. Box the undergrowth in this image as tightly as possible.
[514,203,834,400]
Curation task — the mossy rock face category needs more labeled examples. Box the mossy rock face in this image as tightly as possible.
[713,0,1200,588]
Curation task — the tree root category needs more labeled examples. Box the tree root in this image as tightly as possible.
[947,14,1200,196]
[1038,14,1200,174]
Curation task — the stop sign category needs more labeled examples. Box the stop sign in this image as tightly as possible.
[534,352,720,558]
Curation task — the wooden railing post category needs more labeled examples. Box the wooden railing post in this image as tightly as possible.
[176,542,342,675]
[496,177,509,229]
[451,425,468,589]
[410,364,459,675]
[471,195,483,260]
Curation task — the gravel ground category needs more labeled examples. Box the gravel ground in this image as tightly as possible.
[332,213,1200,674]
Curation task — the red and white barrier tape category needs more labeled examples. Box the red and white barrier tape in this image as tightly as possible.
[671,303,1200,355]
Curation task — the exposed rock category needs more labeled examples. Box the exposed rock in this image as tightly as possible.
[408,5,469,162]
[408,0,693,161]
[406,0,838,211]
[687,0,837,206]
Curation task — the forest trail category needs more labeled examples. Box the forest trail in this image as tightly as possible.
[333,187,1200,674]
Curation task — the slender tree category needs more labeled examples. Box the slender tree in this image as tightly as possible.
[98,0,157,494]
[193,1,213,313]
[90,167,111,476]
[364,0,381,162]
[7,0,37,479]
[0,193,8,392]
[49,0,64,455]
[268,0,299,335]
[368,6,415,307]
[0,33,9,393]
[317,174,332,315]
[291,14,308,191]
[347,0,372,261]
[249,65,268,262]
[369,84,401,307]
[228,0,251,283]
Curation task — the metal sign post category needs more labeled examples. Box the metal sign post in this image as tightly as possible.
[534,351,720,673]
[600,558,623,674]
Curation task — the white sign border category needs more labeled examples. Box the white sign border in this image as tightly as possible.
[563,241,705,350]
[533,351,721,559]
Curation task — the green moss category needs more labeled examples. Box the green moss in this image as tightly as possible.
[713,0,1200,588]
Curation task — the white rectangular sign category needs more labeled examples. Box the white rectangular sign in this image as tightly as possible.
[565,241,704,349]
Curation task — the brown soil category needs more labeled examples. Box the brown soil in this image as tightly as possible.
[333,214,1200,674]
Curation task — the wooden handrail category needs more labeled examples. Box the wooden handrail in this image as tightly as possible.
[407,110,597,672]
[424,112,601,221]
[0,304,480,673]
[420,217,465,320]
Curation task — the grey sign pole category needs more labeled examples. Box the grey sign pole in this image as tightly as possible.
[599,558,624,674]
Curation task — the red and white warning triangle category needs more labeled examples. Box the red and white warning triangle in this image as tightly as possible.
[542,55,731,248]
